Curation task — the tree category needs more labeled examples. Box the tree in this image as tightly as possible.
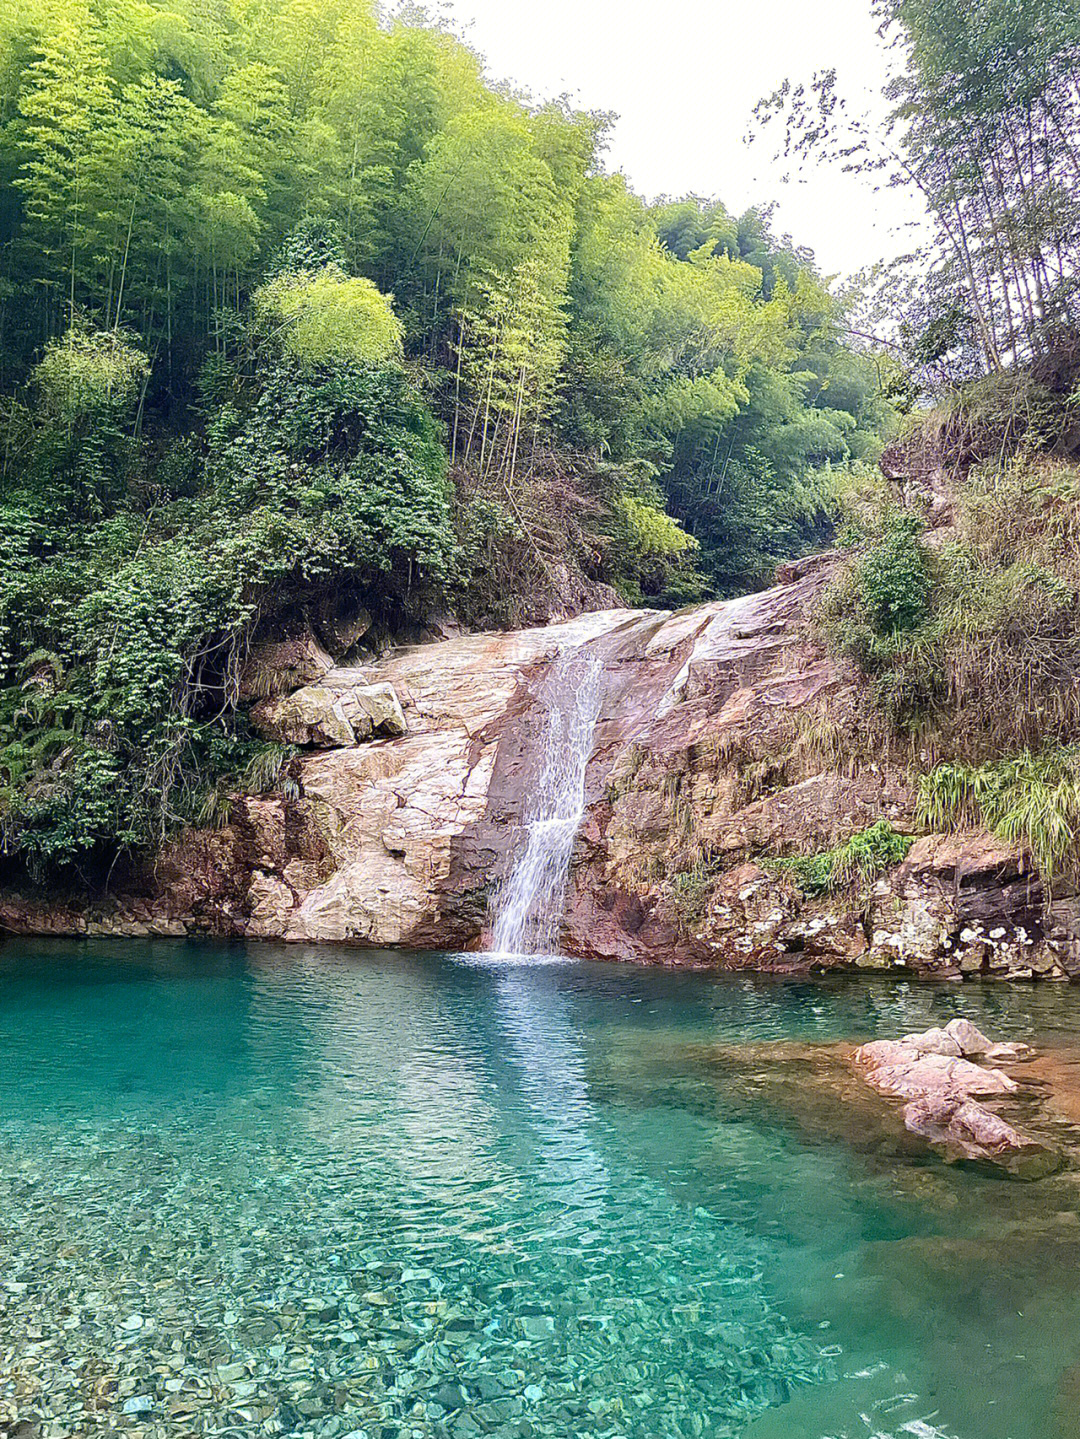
[14,0,115,329]
[754,0,1080,372]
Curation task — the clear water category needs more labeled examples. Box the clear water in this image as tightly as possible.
[489,652,604,955]
[3,942,1080,1439]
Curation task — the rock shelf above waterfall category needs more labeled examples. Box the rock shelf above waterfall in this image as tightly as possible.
[252,679,408,747]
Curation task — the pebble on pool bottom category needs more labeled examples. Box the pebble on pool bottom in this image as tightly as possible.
[0,1115,829,1439]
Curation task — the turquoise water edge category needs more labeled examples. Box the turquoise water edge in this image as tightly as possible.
[3,940,1080,1439]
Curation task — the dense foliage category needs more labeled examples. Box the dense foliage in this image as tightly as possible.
[0,0,891,882]
[751,0,1080,890]
[0,0,889,581]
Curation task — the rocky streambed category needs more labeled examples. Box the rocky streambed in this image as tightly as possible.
[5,555,1080,979]
[9,944,1080,1439]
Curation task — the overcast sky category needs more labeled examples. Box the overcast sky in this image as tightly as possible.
[439,0,926,280]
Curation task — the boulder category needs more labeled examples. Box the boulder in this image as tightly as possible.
[314,593,372,658]
[856,1044,1017,1101]
[252,686,355,747]
[339,682,407,739]
[252,681,407,747]
[903,1094,1061,1180]
[898,1026,963,1057]
[855,1022,1062,1179]
[943,1017,993,1054]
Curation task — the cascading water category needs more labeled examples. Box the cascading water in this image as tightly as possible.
[488,648,604,955]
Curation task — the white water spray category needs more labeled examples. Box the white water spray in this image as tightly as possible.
[489,649,604,955]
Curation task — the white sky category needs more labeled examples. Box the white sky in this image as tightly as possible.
[440,0,925,280]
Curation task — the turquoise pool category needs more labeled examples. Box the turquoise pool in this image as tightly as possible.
[2,940,1080,1439]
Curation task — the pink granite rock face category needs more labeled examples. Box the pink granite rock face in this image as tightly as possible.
[1,554,1076,974]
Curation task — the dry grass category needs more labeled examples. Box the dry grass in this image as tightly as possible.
[899,371,1078,479]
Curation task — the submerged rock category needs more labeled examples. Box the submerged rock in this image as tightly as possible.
[854,1024,1062,1178]
[903,1094,1061,1179]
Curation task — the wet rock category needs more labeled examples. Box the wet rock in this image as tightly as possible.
[855,1024,1064,1179]
[903,1095,1061,1179]
[898,1026,963,1057]
[431,1382,466,1411]
[855,1041,1017,1101]
[943,1017,994,1054]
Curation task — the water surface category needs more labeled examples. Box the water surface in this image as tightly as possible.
[3,940,1080,1439]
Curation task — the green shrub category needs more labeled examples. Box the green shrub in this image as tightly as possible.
[819,457,1080,752]
[858,511,931,636]
[768,821,913,896]
[35,327,149,423]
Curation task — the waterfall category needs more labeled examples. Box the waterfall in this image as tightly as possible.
[488,649,604,955]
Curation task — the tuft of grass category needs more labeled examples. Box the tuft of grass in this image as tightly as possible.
[767,821,913,896]
[242,741,297,794]
[917,747,1080,886]
[604,742,648,803]
[196,786,234,830]
[667,864,717,929]
[900,371,1073,478]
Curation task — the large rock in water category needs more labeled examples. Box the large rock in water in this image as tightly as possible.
[2,556,1077,972]
[854,1020,1061,1178]
[903,1096,1059,1179]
